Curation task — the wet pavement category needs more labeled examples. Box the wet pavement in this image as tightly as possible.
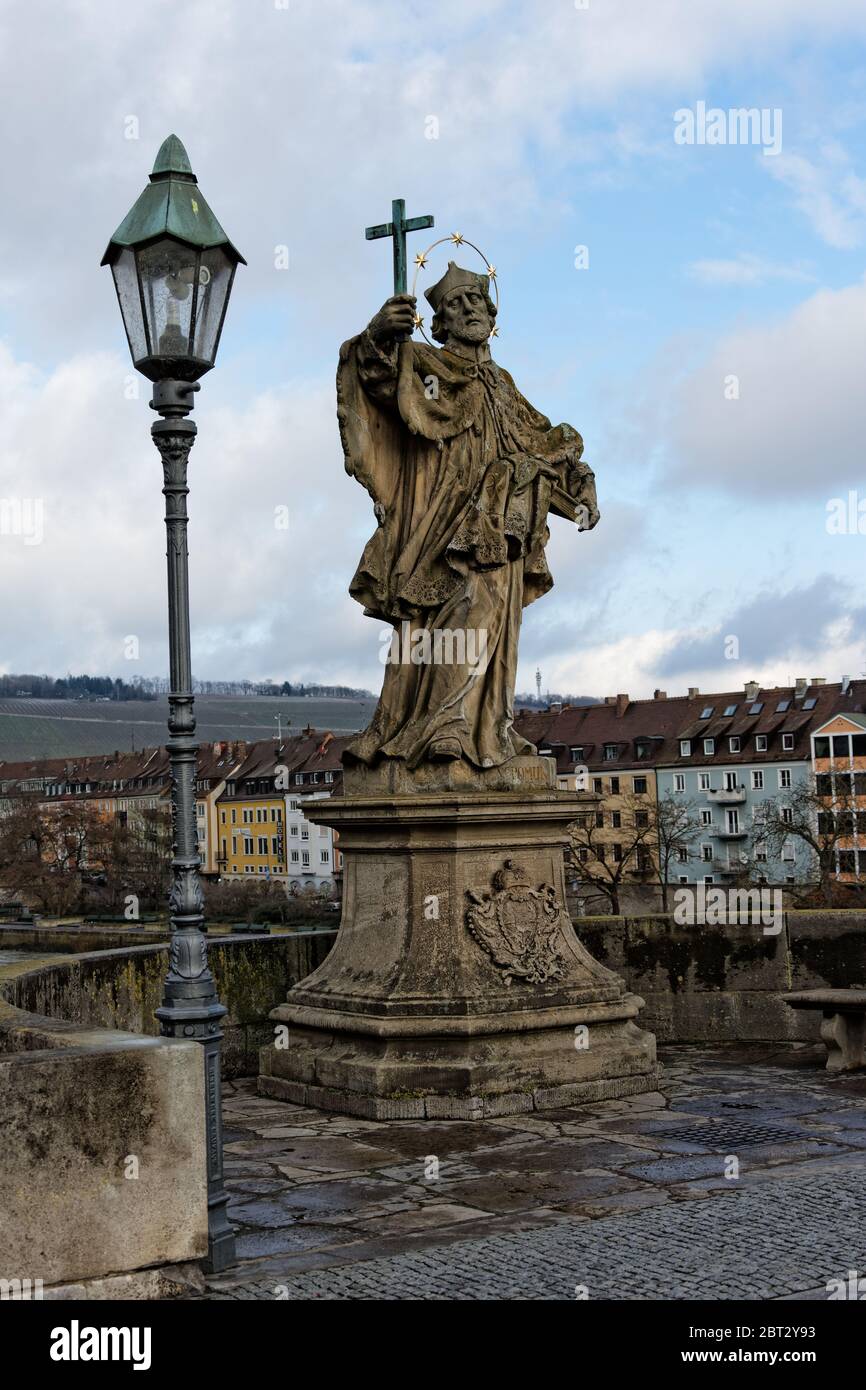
[203,1043,866,1300]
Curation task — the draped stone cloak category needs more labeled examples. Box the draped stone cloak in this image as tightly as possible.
[337,329,596,771]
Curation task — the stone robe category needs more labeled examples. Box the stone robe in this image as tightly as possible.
[337,330,596,770]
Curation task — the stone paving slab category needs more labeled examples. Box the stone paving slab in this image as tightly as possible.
[208,1165,866,1300]
[205,1044,866,1301]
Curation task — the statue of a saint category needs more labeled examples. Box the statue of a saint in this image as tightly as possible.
[338,261,599,772]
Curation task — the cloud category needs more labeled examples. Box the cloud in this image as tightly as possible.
[686,253,814,286]
[657,577,866,678]
[766,150,866,248]
[645,274,866,496]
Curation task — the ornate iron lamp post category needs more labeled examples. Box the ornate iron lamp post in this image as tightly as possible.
[102,135,245,1272]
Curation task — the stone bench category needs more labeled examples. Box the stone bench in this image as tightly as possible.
[784,989,866,1071]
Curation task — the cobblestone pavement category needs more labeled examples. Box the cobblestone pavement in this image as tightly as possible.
[204,1044,866,1301]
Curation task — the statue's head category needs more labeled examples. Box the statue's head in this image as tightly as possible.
[425,261,497,347]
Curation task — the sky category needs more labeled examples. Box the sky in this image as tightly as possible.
[2,0,866,702]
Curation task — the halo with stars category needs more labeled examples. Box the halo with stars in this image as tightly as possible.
[409,232,500,346]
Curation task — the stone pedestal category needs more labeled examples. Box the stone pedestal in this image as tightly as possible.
[260,759,658,1119]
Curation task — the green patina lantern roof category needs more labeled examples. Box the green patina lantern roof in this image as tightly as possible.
[100,135,246,265]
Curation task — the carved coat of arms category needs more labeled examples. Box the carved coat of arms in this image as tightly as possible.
[465,859,569,986]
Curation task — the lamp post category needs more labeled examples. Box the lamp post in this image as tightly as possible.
[102,134,245,1272]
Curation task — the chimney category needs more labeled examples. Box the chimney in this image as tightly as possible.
[604,696,617,706]
[812,677,826,686]
[616,693,629,717]
[744,681,759,701]
[688,687,700,698]
[794,677,808,699]
[549,701,562,714]
[303,724,315,737]
[653,689,667,701]
[842,675,851,695]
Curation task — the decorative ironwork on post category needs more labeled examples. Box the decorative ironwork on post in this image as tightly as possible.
[151,380,235,1271]
[102,136,245,1275]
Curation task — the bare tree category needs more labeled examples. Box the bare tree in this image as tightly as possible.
[567,792,658,915]
[751,773,856,907]
[653,792,702,912]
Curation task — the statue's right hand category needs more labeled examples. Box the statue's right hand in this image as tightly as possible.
[368,294,417,345]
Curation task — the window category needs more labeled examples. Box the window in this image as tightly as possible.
[724,771,737,791]
[723,704,737,717]
[701,810,712,826]
[301,828,309,840]
[676,847,688,863]
[257,836,267,854]
[595,811,604,828]
[679,740,691,757]
[803,697,817,710]
[674,773,686,792]
[703,739,715,755]
[596,844,606,862]
[726,809,740,834]
[854,736,866,756]
[635,811,649,828]
[612,843,622,862]
[325,771,334,783]
[611,811,622,828]
[699,773,711,791]
[231,809,236,824]
[776,700,790,713]
[833,735,850,757]
[678,875,689,884]
[781,840,795,862]
[633,776,647,794]
[779,769,792,789]
[756,842,767,863]
[749,702,763,715]
[321,850,329,863]
[729,737,740,753]
[578,847,589,863]
[755,735,768,752]
[290,824,298,836]
[603,743,618,761]
[291,850,299,863]
[751,770,764,790]
[703,876,714,886]
[272,837,279,855]
[701,844,713,862]
[782,733,794,752]
[593,777,603,794]
[782,808,794,825]
[570,747,583,761]
[302,851,310,867]
[610,777,620,794]
[700,706,714,720]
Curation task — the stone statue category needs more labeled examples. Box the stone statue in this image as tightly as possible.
[337,261,599,772]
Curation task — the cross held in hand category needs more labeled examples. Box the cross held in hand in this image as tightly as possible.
[365,198,434,295]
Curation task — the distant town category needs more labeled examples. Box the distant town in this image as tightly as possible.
[2,674,864,921]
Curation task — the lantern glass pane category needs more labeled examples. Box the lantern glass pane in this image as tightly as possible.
[192,247,234,365]
[111,248,147,361]
[136,239,198,362]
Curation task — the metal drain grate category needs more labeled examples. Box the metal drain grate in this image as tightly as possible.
[656,1122,812,1149]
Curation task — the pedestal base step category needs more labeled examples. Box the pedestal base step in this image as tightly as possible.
[258,1067,661,1121]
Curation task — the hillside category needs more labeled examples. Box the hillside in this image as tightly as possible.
[0,695,377,760]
